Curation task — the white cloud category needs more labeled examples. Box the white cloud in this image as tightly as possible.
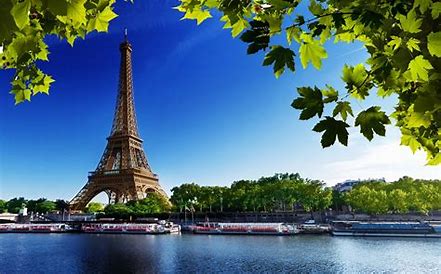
[323,136,441,185]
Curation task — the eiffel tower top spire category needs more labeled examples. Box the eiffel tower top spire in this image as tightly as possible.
[110,30,140,139]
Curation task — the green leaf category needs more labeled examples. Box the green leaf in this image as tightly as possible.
[10,0,31,30]
[33,75,55,95]
[46,0,68,16]
[299,34,327,69]
[262,46,295,78]
[406,38,420,52]
[7,35,38,60]
[67,0,87,24]
[308,0,324,15]
[87,6,118,32]
[427,154,441,165]
[260,14,282,33]
[291,87,324,120]
[408,56,433,81]
[231,18,248,37]
[414,0,432,13]
[313,117,349,147]
[432,2,441,19]
[401,134,421,154]
[322,85,338,103]
[355,106,391,141]
[398,10,422,33]
[407,112,431,128]
[0,2,18,41]
[240,20,269,54]
[286,26,301,45]
[332,101,353,121]
[36,40,49,61]
[341,64,370,99]
[388,36,401,51]
[427,32,441,57]
[11,88,31,104]
[377,87,394,97]
[183,8,211,25]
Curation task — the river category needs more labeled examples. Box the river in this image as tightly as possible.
[0,234,440,273]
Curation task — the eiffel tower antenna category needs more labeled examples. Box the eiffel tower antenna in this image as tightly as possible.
[70,36,169,211]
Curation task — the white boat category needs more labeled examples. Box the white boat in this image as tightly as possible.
[193,222,298,235]
[82,223,166,234]
[0,223,72,233]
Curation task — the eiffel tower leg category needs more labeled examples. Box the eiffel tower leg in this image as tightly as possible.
[70,180,123,211]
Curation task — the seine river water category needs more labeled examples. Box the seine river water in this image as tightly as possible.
[0,234,440,273]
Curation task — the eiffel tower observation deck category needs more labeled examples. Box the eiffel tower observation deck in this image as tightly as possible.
[70,31,168,211]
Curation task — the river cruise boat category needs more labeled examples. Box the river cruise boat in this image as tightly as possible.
[163,222,181,234]
[331,221,441,238]
[298,223,331,234]
[0,223,72,233]
[193,222,298,235]
[82,223,167,234]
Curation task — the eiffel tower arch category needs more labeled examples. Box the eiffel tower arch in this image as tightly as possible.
[70,34,168,211]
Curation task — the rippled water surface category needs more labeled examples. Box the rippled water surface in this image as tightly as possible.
[0,233,440,273]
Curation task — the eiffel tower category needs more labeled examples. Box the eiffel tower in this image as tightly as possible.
[70,33,168,211]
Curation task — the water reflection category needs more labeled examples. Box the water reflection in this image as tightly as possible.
[0,234,440,273]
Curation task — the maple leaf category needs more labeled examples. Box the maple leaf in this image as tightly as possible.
[355,106,391,141]
[313,116,349,147]
[262,46,295,78]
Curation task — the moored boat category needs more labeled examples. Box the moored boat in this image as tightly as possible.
[82,223,167,234]
[163,222,181,234]
[0,223,72,233]
[193,222,298,235]
[331,221,441,238]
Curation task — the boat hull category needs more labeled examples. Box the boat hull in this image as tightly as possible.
[193,230,296,236]
[82,230,167,235]
[332,230,441,238]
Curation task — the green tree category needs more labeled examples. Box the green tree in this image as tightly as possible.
[331,190,346,212]
[170,183,201,212]
[104,203,132,215]
[26,199,40,212]
[85,202,104,213]
[198,186,216,212]
[0,200,7,213]
[388,189,409,213]
[35,200,56,213]
[127,193,171,214]
[55,199,69,211]
[6,197,27,213]
[177,0,441,165]
[298,180,328,217]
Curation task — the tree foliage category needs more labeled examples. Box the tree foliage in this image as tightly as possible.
[0,199,7,213]
[170,173,333,213]
[6,197,27,213]
[0,0,123,104]
[126,192,171,214]
[55,199,70,211]
[344,177,441,214]
[85,202,104,213]
[103,193,171,217]
[35,199,56,213]
[177,0,441,164]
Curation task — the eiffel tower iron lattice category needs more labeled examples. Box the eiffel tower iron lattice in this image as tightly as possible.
[69,35,168,211]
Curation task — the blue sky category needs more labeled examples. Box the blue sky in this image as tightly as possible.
[0,1,440,201]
